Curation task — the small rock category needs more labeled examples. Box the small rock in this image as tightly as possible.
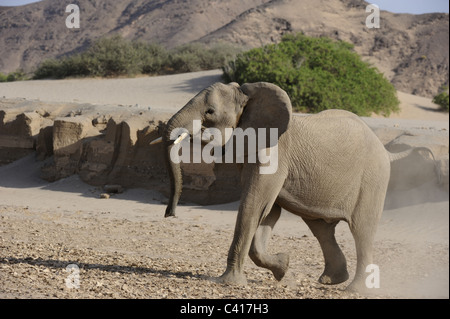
[100,193,110,199]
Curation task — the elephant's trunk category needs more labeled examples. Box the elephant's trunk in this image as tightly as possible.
[164,140,182,218]
[162,109,196,218]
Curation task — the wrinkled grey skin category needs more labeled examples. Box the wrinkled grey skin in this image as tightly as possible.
[162,82,394,291]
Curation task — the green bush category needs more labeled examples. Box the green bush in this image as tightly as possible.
[432,86,449,112]
[33,36,242,79]
[84,35,143,77]
[169,42,242,73]
[33,56,90,79]
[223,33,400,116]
[0,70,27,82]
[134,42,169,75]
[34,36,166,79]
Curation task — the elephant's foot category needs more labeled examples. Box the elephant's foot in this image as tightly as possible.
[345,278,377,295]
[345,280,364,293]
[271,253,290,281]
[318,267,349,285]
[215,269,248,286]
[345,275,379,294]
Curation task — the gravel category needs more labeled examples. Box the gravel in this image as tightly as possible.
[0,205,366,299]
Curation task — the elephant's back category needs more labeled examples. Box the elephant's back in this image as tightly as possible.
[290,110,375,154]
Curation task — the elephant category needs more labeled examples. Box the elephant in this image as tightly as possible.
[152,81,421,291]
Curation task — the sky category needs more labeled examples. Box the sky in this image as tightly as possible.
[367,0,449,14]
[0,0,41,6]
[0,0,448,14]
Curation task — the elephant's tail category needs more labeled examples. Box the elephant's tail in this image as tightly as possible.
[387,147,441,185]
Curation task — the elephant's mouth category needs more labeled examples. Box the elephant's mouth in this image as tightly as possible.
[195,124,219,144]
[163,124,214,147]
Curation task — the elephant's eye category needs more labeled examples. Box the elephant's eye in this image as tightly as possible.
[205,108,215,115]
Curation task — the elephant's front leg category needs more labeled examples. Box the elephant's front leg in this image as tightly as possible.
[218,166,286,285]
[249,204,290,281]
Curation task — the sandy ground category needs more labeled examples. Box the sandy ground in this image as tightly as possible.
[1,70,449,122]
[0,70,225,113]
[0,70,448,299]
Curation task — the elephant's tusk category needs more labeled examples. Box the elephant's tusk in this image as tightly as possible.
[150,137,163,145]
[173,132,189,145]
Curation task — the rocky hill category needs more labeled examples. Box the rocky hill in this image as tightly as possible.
[0,0,448,97]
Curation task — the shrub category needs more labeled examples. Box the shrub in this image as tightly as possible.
[5,70,26,81]
[34,36,165,79]
[83,35,143,77]
[169,42,242,73]
[33,36,242,79]
[0,70,27,82]
[34,55,91,79]
[34,57,88,79]
[223,33,400,116]
[33,59,61,79]
[432,86,449,112]
[134,42,168,74]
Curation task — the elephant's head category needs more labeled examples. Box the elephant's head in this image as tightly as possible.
[157,82,292,217]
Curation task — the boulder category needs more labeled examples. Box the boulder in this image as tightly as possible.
[36,125,54,160]
[53,116,99,155]
[44,116,100,181]
[0,110,52,165]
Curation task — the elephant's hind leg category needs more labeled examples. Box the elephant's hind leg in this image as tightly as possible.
[249,204,290,281]
[346,190,385,292]
[302,218,349,285]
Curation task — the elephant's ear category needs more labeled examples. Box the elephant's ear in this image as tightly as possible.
[239,82,292,145]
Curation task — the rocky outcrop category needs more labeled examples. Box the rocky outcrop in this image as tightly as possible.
[0,99,242,205]
[0,99,447,205]
[0,108,53,165]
